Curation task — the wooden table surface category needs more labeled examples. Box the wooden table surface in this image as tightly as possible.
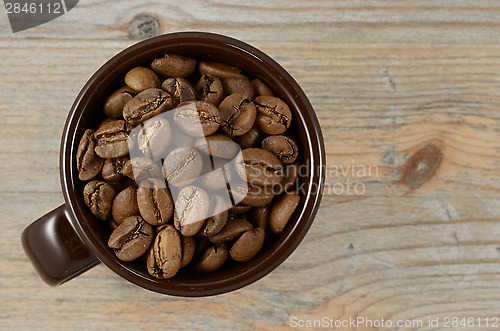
[2,1,500,330]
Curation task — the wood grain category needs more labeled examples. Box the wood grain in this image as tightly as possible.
[1,0,500,330]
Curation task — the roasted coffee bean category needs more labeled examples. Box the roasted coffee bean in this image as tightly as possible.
[137,177,173,226]
[162,78,195,107]
[125,67,161,92]
[261,135,298,165]
[269,191,300,234]
[174,185,210,237]
[229,228,265,262]
[136,116,172,158]
[151,54,197,78]
[109,177,135,193]
[195,134,239,159]
[97,117,117,128]
[219,93,257,136]
[181,236,195,267]
[201,194,229,236]
[123,88,172,126]
[162,147,203,187]
[173,101,220,137]
[228,203,252,214]
[83,180,116,220]
[192,236,210,259]
[79,54,303,276]
[94,120,129,158]
[234,148,283,187]
[199,61,245,79]
[123,157,162,183]
[104,86,136,118]
[194,244,228,272]
[76,129,104,181]
[198,156,233,191]
[222,76,254,99]
[235,127,262,149]
[250,206,270,233]
[108,216,153,261]
[208,218,253,244]
[254,95,292,135]
[232,184,274,207]
[147,224,182,279]
[195,75,223,105]
[102,156,129,184]
[273,162,299,195]
[112,186,140,224]
[251,79,274,97]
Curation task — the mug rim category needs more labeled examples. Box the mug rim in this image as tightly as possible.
[60,31,325,296]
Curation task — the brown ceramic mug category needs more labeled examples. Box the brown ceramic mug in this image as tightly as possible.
[21,32,325,296]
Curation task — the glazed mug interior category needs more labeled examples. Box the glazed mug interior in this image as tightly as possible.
[61,32,325,296]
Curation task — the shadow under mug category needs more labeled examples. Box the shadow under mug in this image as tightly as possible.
[21,32,325,297]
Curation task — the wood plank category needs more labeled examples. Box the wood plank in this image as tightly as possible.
[3,194,500,329]
[1,41,498,199]
[1,1,500,328]
[2,0,500,44]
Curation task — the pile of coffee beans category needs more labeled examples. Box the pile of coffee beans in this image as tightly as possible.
[76,54,301,279]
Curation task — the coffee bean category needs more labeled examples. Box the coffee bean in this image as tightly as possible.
[136,116,172,158]
[83,180,116,220]
[76,129,104,181]
[97,117,117,128]
[123,157,162,183]
[194,244,228,272]
[174,185,210,237]
[228,203,252,214]
[273,162,299,195]
[79,53,303,277]
[195,134,239,160]
[125,67,161,92]
[173,101,220,137]
[137,177,173,226]
[269,191,300,234]
[180,236,196,267]
[162,78,195,107]
[195,75,223,105]
[254,96,292,135]
[232,184,274,207]
[104,86,136,118]
[102,156,129,184]
[222,76,254,99]
[201,194,229,236]
[123,88,172,126]
[198,156,233,191]
[234,148,283,187]
[108,216,153,261]
[199,61,245,79]
[229,228,265,262]
[219,93,256,136]
[251,79,274,97]
[250,206,270,234]
[208,218,253,244]
[94,120,130,158]
[147,224,182,279]
[112,186,140,224]
[162,147,203,187]
[151,54,197,78]
[261,135,298,165]
[235,127,262,149]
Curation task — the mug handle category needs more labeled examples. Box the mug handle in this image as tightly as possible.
[21,204,100,286]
